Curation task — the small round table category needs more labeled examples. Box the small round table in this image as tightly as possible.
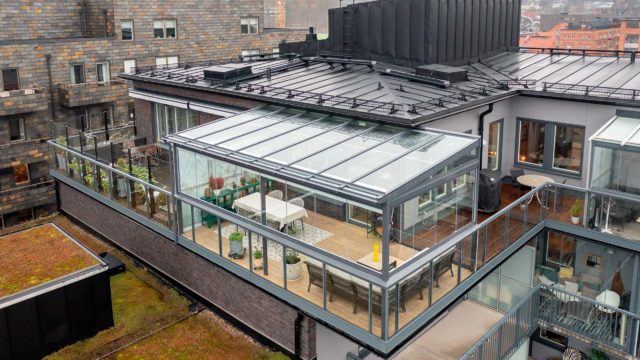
[517,174,555,207]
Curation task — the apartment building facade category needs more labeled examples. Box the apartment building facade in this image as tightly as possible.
[0,0,305,228]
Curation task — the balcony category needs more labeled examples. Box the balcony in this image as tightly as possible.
[58,80,128,107]
[461,285,640,359]
[0,87,48,117]
[0,180,56,215]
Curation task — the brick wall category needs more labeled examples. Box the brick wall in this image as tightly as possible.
[0,0,306,216]
[0,1,83,41]
[58,181,316,358]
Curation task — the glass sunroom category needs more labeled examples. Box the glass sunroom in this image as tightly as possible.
[166,105,480,341]
[590,115,640,197]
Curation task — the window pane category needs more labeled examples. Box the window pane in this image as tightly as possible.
[241,25,249,34]
[487,121,501,171]
[241,18,249,25]
[96,63,109,82]
[553,125,583,172]
[8,118,25,141]
[71,65,84,84]
[121,21,133,40]
[167,56,179,66]
[2,69,19,91]
[518,120,545,165]
[154,20,164,38]
[13,164,29,184]
[165,19,176,38]
[123,60,136,73]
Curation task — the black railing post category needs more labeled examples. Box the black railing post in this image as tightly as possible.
[93,136,98,160]
[104,115,110,142]
[64,126,70,148]
[147,155,155,216]
[128,148,136,208]
[110,142,115,166]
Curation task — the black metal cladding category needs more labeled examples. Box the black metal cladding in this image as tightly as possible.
[282,0,521,68]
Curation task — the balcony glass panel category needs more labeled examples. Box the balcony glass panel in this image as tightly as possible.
[592,144,640,197]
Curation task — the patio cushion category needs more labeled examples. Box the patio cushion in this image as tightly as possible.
[539,275,555,286]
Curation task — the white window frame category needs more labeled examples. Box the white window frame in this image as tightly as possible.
[70,64,85,84]
[8,117,25,142]
[121,20,134,41]
[123,59,136,74]
[418,191,432,207]
[96,62,110,83]
[241,17,259,34]
[154,18,177,39]
[155,56,179,69]
[241,49,260,61]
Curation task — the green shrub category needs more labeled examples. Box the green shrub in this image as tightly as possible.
[229,231,243,242]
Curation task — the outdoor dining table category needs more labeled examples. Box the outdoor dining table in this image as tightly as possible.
[517,174,555,208]
[232,192,308,230]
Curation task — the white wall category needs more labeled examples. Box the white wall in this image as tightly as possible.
[421,95,640,188]
[316,323,361,360]
[507,338,530,360]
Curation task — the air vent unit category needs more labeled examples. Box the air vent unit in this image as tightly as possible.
[416,64,468,83]
[203,64,252,81]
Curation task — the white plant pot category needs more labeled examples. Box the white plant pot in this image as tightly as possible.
[56,153,67,171]
[116,178,128,198]
[286,261,302,281]
[571,216,580,225]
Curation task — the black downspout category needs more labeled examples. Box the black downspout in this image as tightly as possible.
[478,103,494,169]
[294,312,304,360]
[45,54,56,124]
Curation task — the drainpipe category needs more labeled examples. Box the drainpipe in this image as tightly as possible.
[478,103,494,169]
[45,54,56,123]
[294,312,304,360]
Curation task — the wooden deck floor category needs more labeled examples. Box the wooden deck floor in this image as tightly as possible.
[186,213,470,336]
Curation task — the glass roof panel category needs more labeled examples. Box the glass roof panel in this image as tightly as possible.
[322,131,440,182]
[217,109,311,151]
[198,108,300,145]
[597,116,640,143]
[178,105,281,139]
[292,125,404,173]
[628,128,640,145]
[266,120,375,165]
[242,116,349,158]
[356,135,474,192]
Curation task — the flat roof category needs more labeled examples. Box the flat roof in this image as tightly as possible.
[121,50,640,125]
[0,223,106,306]
[167,105,478,203]
[591,115,640,147]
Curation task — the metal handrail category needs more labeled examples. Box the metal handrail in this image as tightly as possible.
[49,141,171,195]
[541,284,640,319]
[58,79,128,90]
[461,285,541,359]
[0,87,45,96]
[0,180,55,197]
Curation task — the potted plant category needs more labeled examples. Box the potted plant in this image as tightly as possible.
[204,188,212,198]
[570,199,583,225]
[240,176,247,186]
[232,181,238,190]
[208,176,216,191]
[590,348,608,360]
[229,231,244,256]
[285,249,302,281]
[253,247,263,270]
[249,176,258,185]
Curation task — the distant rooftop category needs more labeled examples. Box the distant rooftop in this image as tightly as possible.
[122,49,640,125]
